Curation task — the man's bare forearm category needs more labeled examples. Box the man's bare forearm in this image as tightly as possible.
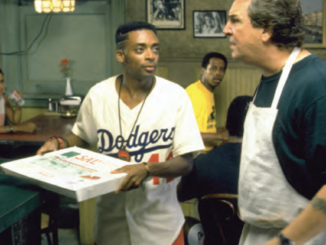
[64,133,89,149]
[265,185,326,245]
[146,153,193,178]
[201,130,228,146]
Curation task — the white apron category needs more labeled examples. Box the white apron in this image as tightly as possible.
[238,47,326,245]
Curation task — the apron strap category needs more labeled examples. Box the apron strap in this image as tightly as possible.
[271,47,301,109]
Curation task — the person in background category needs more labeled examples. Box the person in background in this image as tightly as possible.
[37,21,204,245]
[186,52,228,152]
[223,0,326,245]
[0,68,36,134]
[178,95,251,201]
[178,95,252,245]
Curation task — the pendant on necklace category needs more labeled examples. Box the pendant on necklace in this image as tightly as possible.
[118,148,130,162]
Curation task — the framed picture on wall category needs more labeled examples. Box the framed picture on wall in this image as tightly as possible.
[301,0,326,48]
[193,10,226,38]
[146,0,185,30]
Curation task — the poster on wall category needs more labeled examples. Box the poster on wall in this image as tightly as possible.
[193,10,226,38]
[146,0,185,30]
[301,0,326,47]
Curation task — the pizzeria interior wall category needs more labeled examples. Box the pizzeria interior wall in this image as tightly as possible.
[126,0,326,127]
[0,0,326,126]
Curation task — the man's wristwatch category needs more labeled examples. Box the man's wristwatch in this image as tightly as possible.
[278,233,296,245]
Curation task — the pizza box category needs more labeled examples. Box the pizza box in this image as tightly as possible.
[0,147,129,202]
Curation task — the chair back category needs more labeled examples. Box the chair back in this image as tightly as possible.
[198,193,244,245]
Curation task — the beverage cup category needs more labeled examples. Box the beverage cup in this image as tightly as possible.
[8,90,25,106]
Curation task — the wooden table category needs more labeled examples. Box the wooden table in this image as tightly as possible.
[0,114,76,146]
[0,114,75,244]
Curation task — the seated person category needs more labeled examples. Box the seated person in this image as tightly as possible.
[0,68,36,134]
[178,95,252,245]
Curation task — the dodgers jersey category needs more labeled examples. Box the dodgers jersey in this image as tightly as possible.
[72,75,204,245]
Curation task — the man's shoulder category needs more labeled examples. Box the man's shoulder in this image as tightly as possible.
[185,80,201,91]
[89,76,116,92]
[296,54,326,74]
[155,75,187,94]
[186,81,205,98]
[156,75,181,86]
[290,55,326,92]
[186,81,211,102]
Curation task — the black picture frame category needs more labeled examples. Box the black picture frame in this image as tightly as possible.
[301,0,326,48]
[146,0,185,30]
[193,10,226,38]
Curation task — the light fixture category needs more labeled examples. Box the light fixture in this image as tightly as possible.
[34,0,75,13]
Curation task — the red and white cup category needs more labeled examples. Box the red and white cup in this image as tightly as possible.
[8,90,25,106]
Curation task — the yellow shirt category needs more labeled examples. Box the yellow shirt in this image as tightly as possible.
[186,80,216,151]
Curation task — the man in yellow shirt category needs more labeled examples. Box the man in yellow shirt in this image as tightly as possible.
[186,52,227,151]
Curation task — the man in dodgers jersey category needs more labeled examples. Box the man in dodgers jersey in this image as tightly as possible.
[37,21,204,245]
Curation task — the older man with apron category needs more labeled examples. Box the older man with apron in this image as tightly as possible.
[238,47,326,245]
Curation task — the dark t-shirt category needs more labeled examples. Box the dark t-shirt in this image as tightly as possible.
[178,143,241,201]
[254,54,326,199]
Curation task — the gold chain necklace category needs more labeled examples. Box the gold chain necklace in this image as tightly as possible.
[117,79,153,162]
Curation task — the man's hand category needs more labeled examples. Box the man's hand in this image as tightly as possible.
[264,237,281,245]
[17,122,37,133]
[111,164,149,193]
[15,90,23,97]
[36,139,58,155]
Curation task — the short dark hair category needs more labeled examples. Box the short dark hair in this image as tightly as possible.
[0,69,3,75]
[201,52,228,70]
[226,95,252,137]
[248,0,305,48]
[115,21,157,49]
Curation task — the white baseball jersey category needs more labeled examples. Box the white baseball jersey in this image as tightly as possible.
[72,75,204,245]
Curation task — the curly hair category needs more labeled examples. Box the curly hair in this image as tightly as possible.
[248,0,305,48]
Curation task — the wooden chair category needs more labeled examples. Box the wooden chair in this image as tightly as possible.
[198,193,244,245]
[40,192,60,245]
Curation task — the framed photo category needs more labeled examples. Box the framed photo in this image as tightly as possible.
[301,0,326,48]
[193,10,226,38]
[146,0,185,30]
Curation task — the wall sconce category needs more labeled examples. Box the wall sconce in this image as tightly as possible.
[34,0,75,13]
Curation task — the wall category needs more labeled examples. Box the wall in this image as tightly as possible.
[126,0,260,127]
[1,0,326,125]
[21,108,47,122]
[0,33,2,69]
[126,0,233,86]
[126,0,326,127]
[0,0,124,105]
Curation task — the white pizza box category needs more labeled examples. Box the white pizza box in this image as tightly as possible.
[0,146,130,202]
